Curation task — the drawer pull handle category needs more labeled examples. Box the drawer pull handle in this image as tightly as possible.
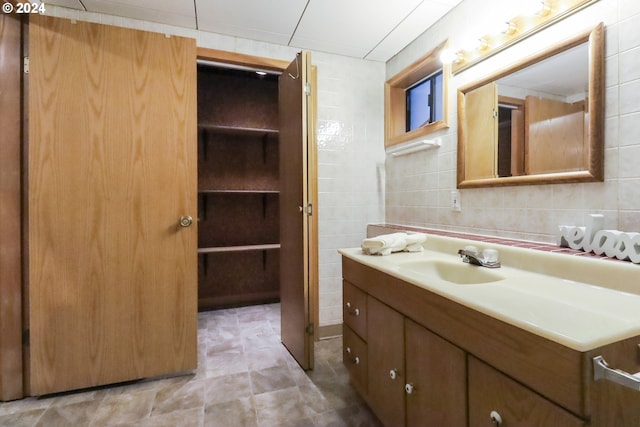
[389,369,398,380]
[490,410,502,426]
[404,383,414,394]
[353,356,360,365]
[345,302,360,316]
[593,355,640,391]
[345,347,351,354]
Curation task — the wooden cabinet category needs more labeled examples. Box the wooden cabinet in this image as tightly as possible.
[341,255,640,427]
[196,66,280,309]
[343,286,466,427]
[468,356,584,427]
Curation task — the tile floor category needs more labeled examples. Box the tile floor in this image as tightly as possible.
[0,303,381,427]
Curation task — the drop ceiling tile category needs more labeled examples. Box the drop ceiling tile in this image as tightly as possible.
[290,0,422,57]
[45,0,85,10]
[288,36,371,59]
[365,0,461,62]
[195,0,307,46]
[82,0,196,28]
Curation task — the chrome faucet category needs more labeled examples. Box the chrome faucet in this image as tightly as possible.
[457,248,501,268]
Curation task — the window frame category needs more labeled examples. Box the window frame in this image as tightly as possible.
[385,39,450,148]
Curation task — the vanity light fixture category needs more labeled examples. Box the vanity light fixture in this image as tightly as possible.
[450,0,600,74]
[255,71,268,76]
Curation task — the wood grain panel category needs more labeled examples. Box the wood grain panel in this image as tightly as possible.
[342,325,367,394]
[279,52,313,370]
[405,319,466,427]
[367,295,405,427]
[526,97,586,175]
[197,250,279,310]
[469,356,585,426]
[342,280,367,340]
[464,82,497,180]
[0,13,24,401]
[28,15,197,395]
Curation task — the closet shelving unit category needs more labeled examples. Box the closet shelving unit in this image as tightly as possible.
[197,66,280,310]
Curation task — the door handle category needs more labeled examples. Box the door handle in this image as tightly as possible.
[179,215,193,228]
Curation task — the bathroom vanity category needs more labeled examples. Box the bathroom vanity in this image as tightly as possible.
[340,235,640,426]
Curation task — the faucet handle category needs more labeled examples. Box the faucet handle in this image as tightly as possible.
[482,248,499,264]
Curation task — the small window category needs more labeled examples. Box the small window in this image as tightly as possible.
[385,40,450,148]
[406,70,443,132]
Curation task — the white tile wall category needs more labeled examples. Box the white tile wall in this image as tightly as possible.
[386,0,640,243]
[43,5,386,328]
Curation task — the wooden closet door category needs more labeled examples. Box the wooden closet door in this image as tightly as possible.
[28,15,197,395]
[279,51,316,370]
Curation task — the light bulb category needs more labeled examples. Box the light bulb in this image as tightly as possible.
[439,49,458,64]
[526,1,551,16]
[500,21,517,35]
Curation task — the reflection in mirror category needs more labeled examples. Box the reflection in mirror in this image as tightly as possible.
[457,23,604,188]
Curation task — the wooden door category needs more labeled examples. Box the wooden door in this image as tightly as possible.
[464,82,497,180]
[367,296,405,426]
[279,51,317,370]
[405,319,466,427]
[28,15,198,395]
[0,13,24,401]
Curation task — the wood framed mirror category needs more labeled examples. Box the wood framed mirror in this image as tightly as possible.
[457,23,604,188]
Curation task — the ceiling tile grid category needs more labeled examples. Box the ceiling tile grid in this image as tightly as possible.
[44,0,463,61]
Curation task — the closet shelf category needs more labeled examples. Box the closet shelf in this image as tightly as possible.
[198,244,281,254]
[198,124,279,136]
[198,189,279,194]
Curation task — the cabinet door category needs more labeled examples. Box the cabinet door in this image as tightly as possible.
[28,15,197,395]
[368,296,405,426]
[405,319,466,427]
[468,356,585,427]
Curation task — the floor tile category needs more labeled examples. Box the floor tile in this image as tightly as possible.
[0,303,379,427]
[204,396,257,427]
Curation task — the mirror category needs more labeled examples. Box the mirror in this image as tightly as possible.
[457,23,604,188]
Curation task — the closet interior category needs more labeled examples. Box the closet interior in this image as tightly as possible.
[197,64,281,310]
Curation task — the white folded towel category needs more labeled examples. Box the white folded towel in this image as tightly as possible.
[405,232,427,252]
[361,232,427,255]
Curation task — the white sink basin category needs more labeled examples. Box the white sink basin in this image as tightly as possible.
[398,259,504,285]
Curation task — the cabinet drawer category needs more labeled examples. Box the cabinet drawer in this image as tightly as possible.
[468,356,585,427]
[343,325,367,394]
[343,280,367,340]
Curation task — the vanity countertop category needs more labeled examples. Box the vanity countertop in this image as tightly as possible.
[339,234,640,352]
